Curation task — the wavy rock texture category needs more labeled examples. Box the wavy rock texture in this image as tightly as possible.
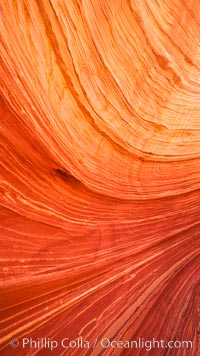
[0,1,200,355]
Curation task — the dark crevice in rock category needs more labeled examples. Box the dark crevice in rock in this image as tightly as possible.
[54,168,80,184]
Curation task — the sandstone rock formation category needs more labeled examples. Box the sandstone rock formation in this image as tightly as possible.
[0,1,200,355]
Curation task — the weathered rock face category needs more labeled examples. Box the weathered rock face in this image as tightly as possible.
[0,1,199,355]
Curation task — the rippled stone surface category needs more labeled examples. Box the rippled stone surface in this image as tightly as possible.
[0,1,200,355]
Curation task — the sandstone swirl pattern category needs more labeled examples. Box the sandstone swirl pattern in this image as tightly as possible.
[0,1,200,355]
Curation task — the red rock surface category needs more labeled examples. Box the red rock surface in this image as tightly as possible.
[0,1,200,355]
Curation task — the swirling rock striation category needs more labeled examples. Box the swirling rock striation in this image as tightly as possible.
[0,1,200,355]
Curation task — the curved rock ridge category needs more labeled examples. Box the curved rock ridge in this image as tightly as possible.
[0,1,200,355]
